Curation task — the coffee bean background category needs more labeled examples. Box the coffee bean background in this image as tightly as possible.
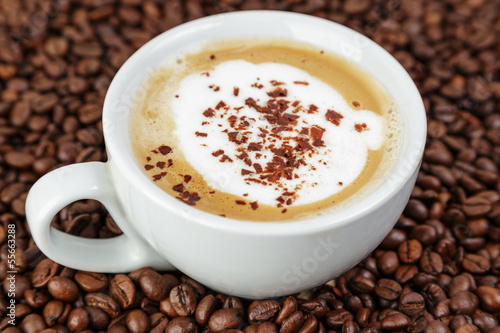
[1,0,500,332]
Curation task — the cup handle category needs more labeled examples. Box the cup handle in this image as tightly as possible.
[25,162,174,272]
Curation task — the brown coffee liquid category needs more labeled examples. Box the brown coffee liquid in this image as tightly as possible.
[130,39,401,221]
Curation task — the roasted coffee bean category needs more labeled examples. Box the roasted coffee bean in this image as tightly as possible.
[248,300,280,324]
[20,313,47,333]
[377,251,399,276]
[208,308,243,333]
[24,288,51,309]
[455,324,481,333]
[425,319,451,333]
[420,249,444,274]
[300,298,328,319]
[84,292,120,318]
[139,269,171,301]
[472,309,499,332]
[380,229,407,250]
[47,276,79,303]
[110,274,136,310]
[449,291,479,315]
[398,292,425,316]
[280,310,304,333]
[67,308,90,332]
[325,309,353,330]
[462,253,491,274]
[475,285,500,312]
[165,316,199,333]
[258,321,278,333]
[195,294,218,326]
[398,240,422,264]
[275,296,298,325]
[74,271,108,292]
[374,279,402,301]
[394,265,418,284]
[170,283,197,316]
[85,306,110,330]
[380,312,410,331]
[223,296,244,316]
[150,312,169,333]
[126,309,150,333]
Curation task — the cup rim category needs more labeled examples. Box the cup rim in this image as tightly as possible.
[103,10,427,236]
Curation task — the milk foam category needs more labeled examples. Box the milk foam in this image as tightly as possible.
[171,60,384,207]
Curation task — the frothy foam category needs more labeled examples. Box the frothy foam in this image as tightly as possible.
[171,60,384,207]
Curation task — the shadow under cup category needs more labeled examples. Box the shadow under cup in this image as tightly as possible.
[36,11,427,298]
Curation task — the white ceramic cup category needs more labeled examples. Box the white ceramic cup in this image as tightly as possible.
[26,11,426,299]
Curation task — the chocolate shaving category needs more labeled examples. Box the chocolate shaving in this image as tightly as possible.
[233,87,239,96]
[144,164,154,170]
[235,200,246,205]
[212,150,224,157]
[248,142,263,151]
[203,108,215,117]
[177,192,201,206]
[250,201,259,210]
[184,175,192,183]
[158,145,172,155]
[195,131,207,137]
[267,87,288,98]
[172,184,185,193]
[215,101,226,110]
[326,109,343,126]
[220,155,233,163]
[156,161,166,169]
[294,81,309,85]
[241,169,253,175]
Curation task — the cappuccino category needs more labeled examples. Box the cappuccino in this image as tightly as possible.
[130,39,401,221]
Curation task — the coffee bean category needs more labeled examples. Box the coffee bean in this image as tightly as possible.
[462,253,491,274]
[275,296,298,325]
[375,279,402,301]
[24,288,51,309]
[67,308,90,332]
[209,308,243,333]
[472,309,499,332]
[165,316,199,333]
[398,292,425,316]
[74,271,108,292]
[449,291,479,315]
[398,240,422,264]
[20,314,47,333]
[47,276,79,303]
[85,306,110,330]
[84,292,120,318]
[126,309,150,333]
[258,321,278,333]
[425,319,451,333]
[433,300,450,318]
[170,283,197,316]
[350,275,375,294]
[325,309,353,330]
[43,300,66,326]
[195,294,218,325]
[377,251,399,276]
[380,229,407,250]
[160,297,179,318]
[150,312,169,333]
[110,274,136,310]
[300,298,328,319]
[475,285,500,312]
[297,315,318,333]
[462,197,491,217]
[280,310,304,333]
[394,265,419,284]
[454,324,480,333]
[248,300,280,324]
[422,283,447,304]
[139,269,171,301]
[420,249,444,274]
[380,312,410,331]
